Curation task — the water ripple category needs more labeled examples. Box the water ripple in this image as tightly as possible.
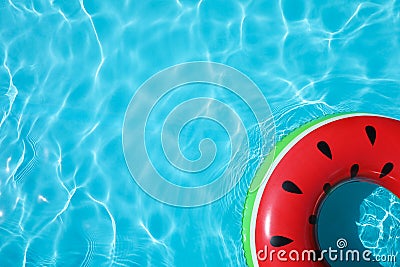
[1,0,400,266]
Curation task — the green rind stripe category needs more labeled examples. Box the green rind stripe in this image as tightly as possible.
[241,112,353,267]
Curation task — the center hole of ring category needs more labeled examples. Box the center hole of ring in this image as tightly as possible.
[316,179,389,267]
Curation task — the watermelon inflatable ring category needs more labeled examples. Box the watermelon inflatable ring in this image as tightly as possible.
[242,113,400,267]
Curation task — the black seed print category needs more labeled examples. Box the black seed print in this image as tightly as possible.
[380,162,394,178]
[270,236,293,247]
[350,164,359,178]
[317,141,332,160]
[365,126,376,146]
[309,215,317,225]
[282,181,303,194]
[323,183,332,194]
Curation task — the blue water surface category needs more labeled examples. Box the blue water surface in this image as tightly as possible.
[358,187,400,267]
[1,0,400,266]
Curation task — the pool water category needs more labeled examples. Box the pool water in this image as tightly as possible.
[358,187,400,266]
[1,0,400,266]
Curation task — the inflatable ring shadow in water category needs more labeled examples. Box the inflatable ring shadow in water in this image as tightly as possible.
[242,113,400,267]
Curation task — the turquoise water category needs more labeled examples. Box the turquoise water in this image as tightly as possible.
[1,0,400,266]
[358,187,400,266]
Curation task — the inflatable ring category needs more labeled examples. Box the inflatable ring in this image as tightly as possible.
[242,113,400,266]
